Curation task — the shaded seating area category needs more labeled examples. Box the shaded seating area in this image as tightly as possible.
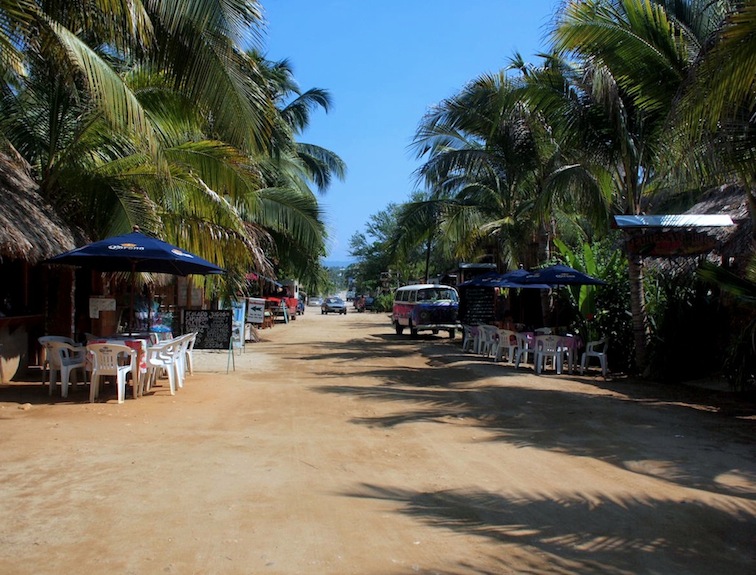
[23,331,201,404]
[460,325,587,376]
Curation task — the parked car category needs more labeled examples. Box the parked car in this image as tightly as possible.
[321,296,347,315]
[364,296,376,311]
[309,296,323,307]
[297,299,305,315]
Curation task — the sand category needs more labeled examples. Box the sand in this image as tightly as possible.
[1,309,754,574]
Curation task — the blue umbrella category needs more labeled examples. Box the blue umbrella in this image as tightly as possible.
[523,264,605,286]
[47,230,224,331]
[458,270,551,289]
[46,230,225,276]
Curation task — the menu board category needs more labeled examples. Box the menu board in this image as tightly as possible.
[459,286,495,325]
[182,310,232,350]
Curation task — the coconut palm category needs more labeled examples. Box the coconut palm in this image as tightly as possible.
[0,1,338,286]
[253,54,346,192]
[0,39,270,275]
[551,0,735,371]
[406,69,554,271]
[397,54,607,325]
[239,53,345,285]
[677,1,756,213]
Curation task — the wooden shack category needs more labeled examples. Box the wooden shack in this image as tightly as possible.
[0,149,79,381]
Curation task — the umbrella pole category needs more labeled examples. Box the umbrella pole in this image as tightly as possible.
[129,263,136,334]
[147,284,152,334]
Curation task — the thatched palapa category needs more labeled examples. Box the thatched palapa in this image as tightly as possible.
[0,149,77,263]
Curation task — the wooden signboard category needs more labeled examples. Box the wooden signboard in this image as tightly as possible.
[627,230,718,257]
[182,310,232,350]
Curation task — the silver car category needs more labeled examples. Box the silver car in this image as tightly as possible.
[321,297,347,315]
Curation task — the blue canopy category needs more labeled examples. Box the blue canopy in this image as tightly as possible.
[523,264,605,286]
[458,270,551,289]
[47,230,224,332]
[46,231,225,276]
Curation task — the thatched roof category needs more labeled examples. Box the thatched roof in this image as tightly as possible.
[684,184,753,274]
[0,149,78,263]
[643,183,754,275]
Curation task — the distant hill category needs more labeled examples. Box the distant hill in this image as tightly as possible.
[322,258,356,268]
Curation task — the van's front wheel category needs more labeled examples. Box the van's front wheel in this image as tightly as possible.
[410,322,418,338]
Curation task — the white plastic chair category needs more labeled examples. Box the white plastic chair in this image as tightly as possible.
[534,334,562,374]
[494,329,518,363]
[580,338,608,376]
[477,325,499,358]
[461,324,480,353]
[145,339,181,396]
[174,334,193,386]
[38,335,75,386]
[87,343,137,404]
[555,335,578,374]
[47,341,88,398]
[183,332,197,376]
[514,333,535,368]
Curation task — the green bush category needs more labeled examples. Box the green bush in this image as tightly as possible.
[372,293,394,313]
[556,235,634,374]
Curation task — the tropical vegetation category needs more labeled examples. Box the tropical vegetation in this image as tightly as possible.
[0,0,344,295]
[352,0,754,381]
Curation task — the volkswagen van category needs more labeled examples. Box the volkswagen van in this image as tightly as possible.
[392,284,460,338]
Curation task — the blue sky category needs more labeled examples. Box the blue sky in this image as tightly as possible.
[261,1,561,263]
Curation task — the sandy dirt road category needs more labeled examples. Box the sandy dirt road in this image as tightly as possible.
[1,309,755,574]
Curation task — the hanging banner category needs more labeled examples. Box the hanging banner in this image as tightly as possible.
[627,231,718,257]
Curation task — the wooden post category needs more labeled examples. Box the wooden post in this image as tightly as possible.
[185,277,193,308]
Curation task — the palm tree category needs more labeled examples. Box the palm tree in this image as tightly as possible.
[241,53,346,286]
[0,29,273,278]
[0,1,340,287]
[677,1,756,220]
[551,0,735,371]
[396,56,607,331]
[406,69,554,270]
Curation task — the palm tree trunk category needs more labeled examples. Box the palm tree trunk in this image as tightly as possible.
[537,221,552,325]
[424,237,432,283]
[747,188,756,241]
[627,251,649,373]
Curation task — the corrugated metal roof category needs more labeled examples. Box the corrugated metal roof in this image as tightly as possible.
[612,214,735,229]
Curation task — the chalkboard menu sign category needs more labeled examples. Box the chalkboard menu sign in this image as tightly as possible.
[183,310,233,350]
[459,286,495,325]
